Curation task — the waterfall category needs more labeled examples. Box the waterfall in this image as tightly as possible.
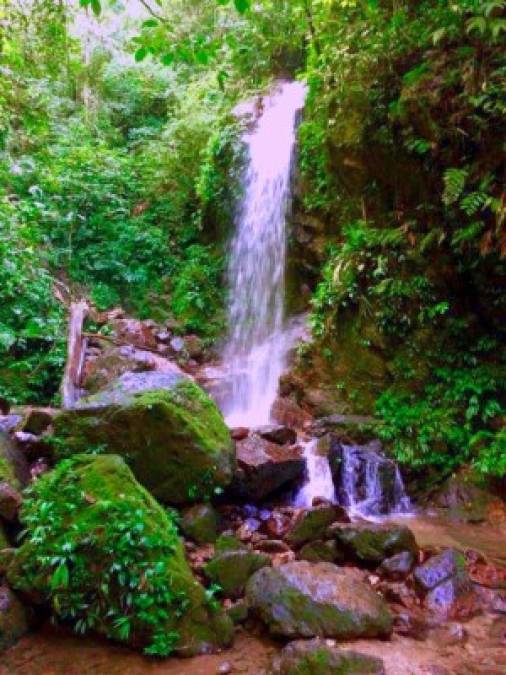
[339,443,412,519]
[222,81,307,428]
[293,438,412,518]
[294,439,336,508]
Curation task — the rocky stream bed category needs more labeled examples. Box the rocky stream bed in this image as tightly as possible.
[0,313,505,675]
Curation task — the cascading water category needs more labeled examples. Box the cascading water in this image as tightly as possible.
[293,438,412,518]
[222,81,307,428]
[294,439,336,508]
[338,443,412,519]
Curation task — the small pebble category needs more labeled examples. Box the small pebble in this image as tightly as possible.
[218,662,232,674]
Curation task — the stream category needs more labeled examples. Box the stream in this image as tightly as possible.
[2,514,505,675]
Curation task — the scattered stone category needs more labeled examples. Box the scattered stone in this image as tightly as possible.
[414,549,467,592]
[0,586,29,653]
[184,335,203,361]
[378,551,415,580]
[180,503,221,544]
[230,427,249,441]
[393,610,427,640]
[286,505,350,547]
[111,317,157,349]
[330,522,418,566]
[429,622,468,646]
[170,336,185,353]
[264,511,291,539]
[255,540,291,554]
[272,639,386,675]
[217,662,232,675]
[0,416,22,434]
[298,539,342,564]
[227,599,249,624]
[0,482,22,522]
[254,425,297,446]
[426,575,476,619]
[246,561,392,639]
[154,330,171,344]
[19,408,56,435]
[205,549,271,599]
[232,435,304,501]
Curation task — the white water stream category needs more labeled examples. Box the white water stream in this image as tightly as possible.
[222,81,307,427]
[294,439,336,508]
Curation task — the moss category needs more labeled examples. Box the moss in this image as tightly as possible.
[7,454,233,657]
[0,435,20,490]
[332,524,418,566]
[205,550,271,599]
[180,503,221,544]
[52,379,234,505]
[286,506,345,548]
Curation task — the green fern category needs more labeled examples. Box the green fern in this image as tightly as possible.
[442,168,468,206]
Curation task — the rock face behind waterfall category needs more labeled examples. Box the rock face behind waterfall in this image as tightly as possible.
[52,371,235,505]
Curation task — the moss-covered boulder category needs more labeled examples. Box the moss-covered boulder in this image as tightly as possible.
[330,523,418,566]
[0,585,29,653]
[180,503,221,544]
[52,372,235,505]
[205,549,271,599]
[286,505,349,548]
[272,639,386,675]
[298,539,342,564]
[7,454,233,657]
[246,561,392,639]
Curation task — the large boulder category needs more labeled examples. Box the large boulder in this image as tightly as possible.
[246,561,392,639]
[330,522,418,566]
[272,639,385,675]
[7,454,233,657]
[0,585,29,653]
[232,434,304,501]
[52,372,235,505]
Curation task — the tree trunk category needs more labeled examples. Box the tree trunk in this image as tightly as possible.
[61,300,89,409]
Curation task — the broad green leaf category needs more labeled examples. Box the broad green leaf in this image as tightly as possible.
[135,47,148,62]
[234,0,250,14]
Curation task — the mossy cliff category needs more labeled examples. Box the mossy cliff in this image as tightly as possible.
[52,372,235,505]
[7,454,233,657]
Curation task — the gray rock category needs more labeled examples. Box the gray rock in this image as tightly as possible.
[272,639,386,675]
[414,549,466,592]
[377,551,415,580]
[246,561,392,639]
[232,434,304,500]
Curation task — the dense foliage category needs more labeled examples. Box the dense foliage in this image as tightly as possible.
[12,455,191,656]
[1,0,504,478]
[302,0,505,476]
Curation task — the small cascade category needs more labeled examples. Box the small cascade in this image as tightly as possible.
[222,81,307,428]
[293,438,412,518]
[294,439,336,508]
[338,442,412,518]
